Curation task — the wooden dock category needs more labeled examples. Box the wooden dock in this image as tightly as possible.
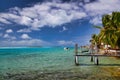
[76,54,120,57]
[74,44,120,66]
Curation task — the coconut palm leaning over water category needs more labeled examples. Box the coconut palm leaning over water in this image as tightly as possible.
[92,12,120,54]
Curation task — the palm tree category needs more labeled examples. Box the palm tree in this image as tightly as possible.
[95,12,120,49]
[91,34,101,48]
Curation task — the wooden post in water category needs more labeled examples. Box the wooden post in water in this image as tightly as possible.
[90,44,94,62]
[94,56,99,65]
[91,56,93,62]
[96,56,99,65]
[90,45,93,62]
[75,44,79,65]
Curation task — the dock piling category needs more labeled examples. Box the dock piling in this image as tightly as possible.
[91,56,93,62]
[75,44,79,65]
[96,56,99,65]
[94,56,99,65]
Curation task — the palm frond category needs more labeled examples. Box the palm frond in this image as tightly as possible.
[93,26,102,29]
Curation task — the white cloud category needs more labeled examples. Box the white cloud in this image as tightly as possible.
[0,39,51,47]
[58,40,75,45]
[3,34,16,39]
[6,29,13,33]
[0,0,120,28]
[0,17,12,24]
[52,2,73,10]
[19,16,32,26]
[17,28,31,33]
[89,16,102,25]
[21,34,31,39]
[0,2,87,30]
[60,26,68,32]
[3,34,9,38]
[85,0,120,16]
[84,0,120,25]
[0,13,20,24]
[63,26,67,31]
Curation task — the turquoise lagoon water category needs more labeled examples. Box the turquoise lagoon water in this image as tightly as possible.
[0,47,120,79]
[0,47,76,73]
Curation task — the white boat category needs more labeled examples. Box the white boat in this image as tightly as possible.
[64,47,69,50]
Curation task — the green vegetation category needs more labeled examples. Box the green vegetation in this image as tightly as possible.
[90,34,99,47]
[92,12,120,49]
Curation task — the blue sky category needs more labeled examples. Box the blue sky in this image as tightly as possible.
[0,0,120,47]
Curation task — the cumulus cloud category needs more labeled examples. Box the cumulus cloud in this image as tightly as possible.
[0,39,51,47]
[0,2,87,30]
[19,16,32,26]
[3,34,9,38]
[0,0,120,30]
[58,40,75,45]
[85,0,120,16]
[84,0,120,25]
[2,0,116,46]
[3,34,16,39]
[6,29,13,33]
[0,13,21,24]
[21,34,31,39]
[0,17,12,24]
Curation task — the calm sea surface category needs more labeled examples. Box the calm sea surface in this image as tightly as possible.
[0,47,120,79]
[0,47,75,73]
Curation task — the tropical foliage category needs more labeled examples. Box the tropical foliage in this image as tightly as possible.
[91,34,99,45]
[92,12,120,49]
